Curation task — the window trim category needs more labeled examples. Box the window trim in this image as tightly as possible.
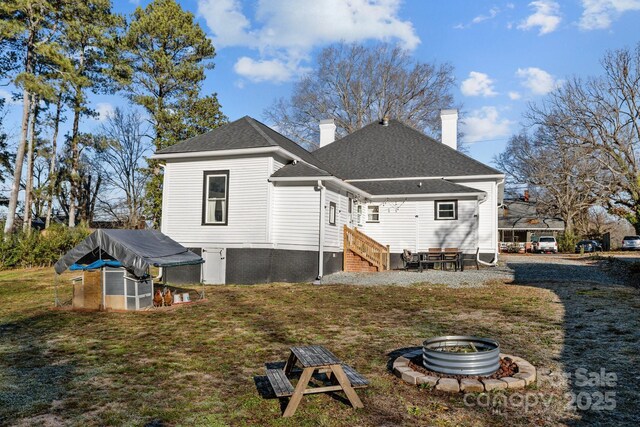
[202,170,229,226]
[435,200,458,221]
[367,204,380,223]
[356,204,364,226]
[329,201,336,226]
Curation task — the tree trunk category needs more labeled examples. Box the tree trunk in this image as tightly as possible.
[23,95,38,234]
[3,28,35,236]
[45,94,62,229]
[68,95,81,228]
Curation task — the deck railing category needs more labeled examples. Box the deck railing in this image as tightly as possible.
[343,225,390,271]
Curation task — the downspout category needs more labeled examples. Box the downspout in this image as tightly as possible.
[477,178,505,267]
[316,180,326,281]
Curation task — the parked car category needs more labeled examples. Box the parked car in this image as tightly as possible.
[532,236,558,253]
[574,240,603,253]
[621,235,640,251]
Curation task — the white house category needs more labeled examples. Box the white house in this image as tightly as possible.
[152,111,505,284]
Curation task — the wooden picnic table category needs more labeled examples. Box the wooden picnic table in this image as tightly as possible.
[265,345,368,417]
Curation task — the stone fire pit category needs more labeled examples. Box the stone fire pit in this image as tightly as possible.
[423,336,501,376]
[393,338,536,393]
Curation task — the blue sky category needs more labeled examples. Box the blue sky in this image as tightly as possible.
[2,0,640,168]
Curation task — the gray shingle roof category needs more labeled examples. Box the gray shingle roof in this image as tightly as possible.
[271,162,332,178]
[156,116,329,171]
[498,200,565,230]
[312,119,503,179]
[352,179,484,196]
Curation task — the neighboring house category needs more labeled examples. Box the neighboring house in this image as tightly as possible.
[498,196,565,246]
[153,111,505,284]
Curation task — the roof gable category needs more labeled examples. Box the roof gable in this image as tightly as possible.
[312,119,502,179]
[498,200,565,230]
[155,116,330,171]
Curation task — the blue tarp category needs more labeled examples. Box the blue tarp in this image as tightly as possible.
[69,259,122,271]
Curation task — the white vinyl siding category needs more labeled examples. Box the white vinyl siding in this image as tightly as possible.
[162,156,270,245]
[457,180,497,253]
[359,201,416,253]
[359,198,478,253]
[272,184,320,247]
[417,199,477,251]
[323,188,348,251]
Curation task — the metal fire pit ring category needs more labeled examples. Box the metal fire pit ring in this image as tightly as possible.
[423,336,500,376]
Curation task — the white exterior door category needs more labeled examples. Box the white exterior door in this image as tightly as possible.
[203,248,226,284]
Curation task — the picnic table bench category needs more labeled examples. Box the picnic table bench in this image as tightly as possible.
[265,345,369,417]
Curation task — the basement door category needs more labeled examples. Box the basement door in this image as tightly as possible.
[202,248,226,284]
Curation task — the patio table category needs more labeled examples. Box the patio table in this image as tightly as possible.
[417,251,464,271]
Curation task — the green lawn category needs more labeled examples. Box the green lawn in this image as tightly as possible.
[1,266,638,426]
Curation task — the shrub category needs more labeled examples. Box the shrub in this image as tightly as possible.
[557,231,579,253]
[0,225,91,270]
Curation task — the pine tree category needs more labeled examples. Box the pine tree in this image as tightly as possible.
[121,0,226,227]
[0,100,13,205]
[0,0,69,234]
[58,0,120,227]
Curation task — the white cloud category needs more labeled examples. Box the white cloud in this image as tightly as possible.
[460,72,498,97]
[197,0,420,82]
[579,0,640,30]
[508,91,522,100]
[455,6,500,29]
[518,0,562,35]
[233,57,297,83]
[461,107,513,143]
[472,7,500,24]
[198,0,255,48]
[94,103,114,121]
[516,67,559,95]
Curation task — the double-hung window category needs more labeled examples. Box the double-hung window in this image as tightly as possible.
[202,171,229,225]
[367,205,380,223]
[435,200,457,220]
[329,202,336,225]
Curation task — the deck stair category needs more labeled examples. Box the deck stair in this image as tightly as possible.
[343,226,390,272]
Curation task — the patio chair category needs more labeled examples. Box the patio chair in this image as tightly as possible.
[461,248,481,270]
[442,248,459,271]
[426,248,443,270]
[401,249,420,270]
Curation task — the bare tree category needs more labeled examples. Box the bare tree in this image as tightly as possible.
[96,108,151,228]
[55,136,104,225]
[528,43,640,232]
[264,42,458,148]
[495,125,605,235]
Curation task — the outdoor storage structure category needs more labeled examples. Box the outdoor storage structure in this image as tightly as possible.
[71,266,153,311]
[55,229,204,311]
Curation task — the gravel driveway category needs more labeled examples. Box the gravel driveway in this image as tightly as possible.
[320,254,627,287]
